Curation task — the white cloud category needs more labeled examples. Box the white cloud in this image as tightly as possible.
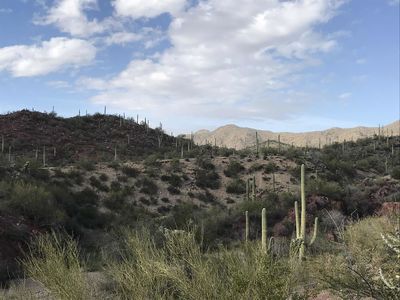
[0,37,96,77]
[112,0,187,19]
[339,92,352,100]
[388,0,399,6]
[104,32,142,46]
[35,0,117,37]
[86,0,345,120]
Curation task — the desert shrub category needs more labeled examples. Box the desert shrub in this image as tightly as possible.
[307,179,345,200]
[161,197,170,203]
[2,181,64,225]
[104,190,127,211]
[170,159,182,172]
[121,166,139,178]
[167,185,181,195]
[248,163,263,173]
[139,197,151,206]
[107,229,293,299]
[89,176,109,192]
[66,170,84,185]
[99,173,109,182]
[110,181,121,191]
[144,154,161,167]
[22,232,91,300]
[196,156,215,170]
[77,160,95,171]
[312,217,397,299]
[196,190,216,204]
[391,166,400,180]
[195,169,220,189]
[224,160,244,177]
[264,162,278,173]
[138,177,158,195]
[226,179,246,194]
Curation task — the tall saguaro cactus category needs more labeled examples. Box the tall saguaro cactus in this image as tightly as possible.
[261,208,267,253]
[256,131,259,157]
[43,146,46,167]
[278,135,281,153]
[295,164,319,261]
[245,211,249,242]
[1,135,4,153]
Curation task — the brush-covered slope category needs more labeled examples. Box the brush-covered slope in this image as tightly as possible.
[0,110,179,163]
[192,121,400,149]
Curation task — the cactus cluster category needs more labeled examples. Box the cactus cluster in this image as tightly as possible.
[245,176,256,201]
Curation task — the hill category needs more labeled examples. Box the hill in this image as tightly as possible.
[0,110,184,164]
[191,121,400,149]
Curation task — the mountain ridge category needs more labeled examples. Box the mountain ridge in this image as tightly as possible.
[190,121,400,149]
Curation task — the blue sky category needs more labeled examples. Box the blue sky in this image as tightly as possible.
[0,0,398,134]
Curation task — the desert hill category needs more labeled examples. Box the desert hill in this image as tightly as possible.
[191,121,400,149]
[0,110,183,164]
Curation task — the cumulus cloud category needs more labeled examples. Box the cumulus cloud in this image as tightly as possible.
[35,0,117,37]
[388,0,399,6]
[86,0,344,120]
[112,0,187,19]
[0,37,96,77]
[104,32,142,46]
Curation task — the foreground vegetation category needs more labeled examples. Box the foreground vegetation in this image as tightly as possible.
[2,215,399,299]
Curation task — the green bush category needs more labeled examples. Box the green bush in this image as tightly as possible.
[195,169,220,189]
[391,166,400,180]
[223,160,244,177]
[307,179,345,200]
[121,166,139,177]
[138,177,158,195]
[226,178,246,194]
[2,181,64,225]
[89,176,109,192]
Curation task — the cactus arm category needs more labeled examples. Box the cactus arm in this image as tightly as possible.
[299,164,306,260]
[309,217,318,246]
[245,211,249,242]
[295,201,300,239]
[261,208,267,253]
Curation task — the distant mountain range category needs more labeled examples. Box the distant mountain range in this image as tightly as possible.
[189,121,400,150]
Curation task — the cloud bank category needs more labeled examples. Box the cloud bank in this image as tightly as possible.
[0,37,96,77]
[85,0,344,120]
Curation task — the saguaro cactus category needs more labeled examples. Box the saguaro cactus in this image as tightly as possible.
[272,172,276,192]
[245,211,249,242]
[261,208,267,253]
[246,179,250,201]
[295,164,319,261]
[256,131,259,157]
[252,175,256,201]
[43,146,46,167]
[278,135,281,153]
[1,135,4,153]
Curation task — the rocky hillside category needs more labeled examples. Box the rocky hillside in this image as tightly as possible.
[0,110,183,164]
[191,121,400,150]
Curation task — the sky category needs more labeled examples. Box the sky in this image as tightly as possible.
[0,0,399,134]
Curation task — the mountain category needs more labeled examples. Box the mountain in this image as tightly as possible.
[190,121,400,149]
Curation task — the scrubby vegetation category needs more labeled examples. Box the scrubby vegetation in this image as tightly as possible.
[0,110,399,298]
